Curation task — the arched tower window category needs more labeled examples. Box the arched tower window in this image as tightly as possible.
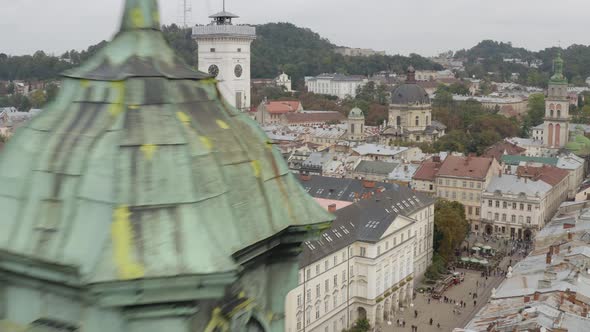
[550,110,554,118]
[555,124,561,146]
[548,123,554,147]
[415,116,419,126]
[396,116,401,127]
[557,110,561,118]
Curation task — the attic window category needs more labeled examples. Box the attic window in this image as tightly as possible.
[366,221,380,228]
[385,208,391,214]
[317,189,324,194]
[323,233,333,242]
[305,241,316,250]
[333,230,342,238]
[341,226,350,234]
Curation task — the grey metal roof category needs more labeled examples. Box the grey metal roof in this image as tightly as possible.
[485,174,551,197]
[209,11,239,18]
[298,175,397,202]
[391,84,430,105]
[354,160,399,175]
[299,187,434,267]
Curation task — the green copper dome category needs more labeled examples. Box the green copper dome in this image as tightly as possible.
[349,107,364,118]
[0,0,332,284]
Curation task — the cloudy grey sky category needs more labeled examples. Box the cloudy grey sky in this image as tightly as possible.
[1,0,588,57]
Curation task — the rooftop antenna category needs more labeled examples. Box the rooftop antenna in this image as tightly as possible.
[179,0,192,28]
[223,0,226,11]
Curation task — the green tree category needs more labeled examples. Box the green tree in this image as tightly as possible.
[521,93,545,135]
[30,89,47,108]
[343,318,371,332]
[433,200,469,261]
[45,83,59,103]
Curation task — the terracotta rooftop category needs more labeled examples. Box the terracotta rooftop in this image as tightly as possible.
[516,165,569,186]
[264,100,301,114]
[483,140,526,161]
[283,111,344,124]
[437,155,494,180]
[412,158,442,181]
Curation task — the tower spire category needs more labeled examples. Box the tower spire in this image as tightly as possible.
[550,50,566,84]
[120,0,161,32]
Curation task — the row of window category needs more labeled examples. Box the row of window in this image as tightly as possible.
[486,212,533,224]
[298,286,348,327]
[487,200,532,211]
[438,178,482,189]
[438,190,481,202]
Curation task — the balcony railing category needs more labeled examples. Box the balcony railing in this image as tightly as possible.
[193,24,256,38]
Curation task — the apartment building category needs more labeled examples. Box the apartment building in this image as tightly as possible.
[285,187,435,332]
[435,156,501,221]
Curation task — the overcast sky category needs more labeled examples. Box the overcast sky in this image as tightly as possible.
[1,0,588,57]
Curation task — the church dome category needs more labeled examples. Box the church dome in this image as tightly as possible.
[348,107,364,118]
[391,67,430,105]
[0,0,332,283]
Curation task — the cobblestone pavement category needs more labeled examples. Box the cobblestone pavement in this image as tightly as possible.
[379,254,519,332]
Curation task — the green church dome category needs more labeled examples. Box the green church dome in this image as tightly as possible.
[0,0,332,284]
[349,107,364,118]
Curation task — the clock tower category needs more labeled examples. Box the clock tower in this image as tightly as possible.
[193,3,256,112]
[543,52,570,148]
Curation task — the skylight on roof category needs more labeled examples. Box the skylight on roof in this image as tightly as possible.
[366,221,380,228]
[305,241,316,250]
[323,233,333,242]
[340,226,350,234]
[385,208,390,214]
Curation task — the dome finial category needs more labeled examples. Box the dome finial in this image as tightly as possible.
[406,65,416,83]
[120,0,161,32]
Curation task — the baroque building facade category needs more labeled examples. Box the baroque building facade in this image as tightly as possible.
[383,67,446,143]
[285,186,435,332]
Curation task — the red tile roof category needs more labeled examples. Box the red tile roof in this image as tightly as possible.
[483,141,526,161]
[437,155,494,180]
[516,165,569,186]
[413,158,442,181]
[264,101,301,114]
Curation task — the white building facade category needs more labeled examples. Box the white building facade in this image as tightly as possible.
[193,11,256,111]
[285,190,435,332]
[305,74,368,99]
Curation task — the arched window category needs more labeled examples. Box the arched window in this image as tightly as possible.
[396,116,401,127]
[425,116,429,125]
[415,116,419,126]
[550,103,555,110]
[557,110,561,118]
[550,110,554,117]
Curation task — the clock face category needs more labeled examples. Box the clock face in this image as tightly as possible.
[234,64,243,78]
[208,64,219,78]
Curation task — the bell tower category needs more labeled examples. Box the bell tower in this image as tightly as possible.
[193,1,256,112]
[543,52,570,148]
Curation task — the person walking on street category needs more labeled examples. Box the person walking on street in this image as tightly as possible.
[430,318,433,325]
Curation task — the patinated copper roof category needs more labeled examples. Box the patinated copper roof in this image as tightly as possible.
[0,0,332,283]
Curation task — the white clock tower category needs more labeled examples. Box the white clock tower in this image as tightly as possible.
[193,2,256,112]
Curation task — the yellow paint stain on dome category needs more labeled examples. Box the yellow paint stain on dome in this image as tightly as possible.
[176,111,191,124]
[152,10,160,25]
[130,7,145,28]
[216,119,230,130]
[251,160,261,178]
[140,144,158,160]
[199,136,213,151]
[108,82,126,117]
[111,206,145,280]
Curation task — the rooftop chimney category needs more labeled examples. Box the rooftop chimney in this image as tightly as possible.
[363,180,376,189]
[568,231,573,240]
[554,244,560,255]
[524,296,531,303]
[546,252,552,265]
[328,204,337,213]
[533,291,541,301]
[300,174,311,181]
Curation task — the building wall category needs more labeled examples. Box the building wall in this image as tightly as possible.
[411,179,435,194]
[197,38,253,111]
[479,188,545,239]
[305,78,367,99]
[434,159,501,221]
[285,206,434,332]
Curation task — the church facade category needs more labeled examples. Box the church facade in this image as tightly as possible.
[382,67,446,144]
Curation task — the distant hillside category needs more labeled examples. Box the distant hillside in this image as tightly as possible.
[0,23,441,88]
[251,23,441,88]
[456,40,590,86]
